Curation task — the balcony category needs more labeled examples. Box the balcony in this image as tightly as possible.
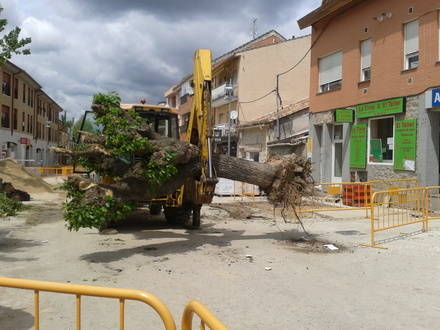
[213,123,238,143]
[211,83,238,107]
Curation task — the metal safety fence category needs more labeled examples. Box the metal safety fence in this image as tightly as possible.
[361,186,440,248]
[29,166,74,177]
[297,178,419,216]
[0,277,228,330]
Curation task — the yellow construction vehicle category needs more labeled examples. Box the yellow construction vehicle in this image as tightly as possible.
[76,49,217,228]
[149,49,217,228]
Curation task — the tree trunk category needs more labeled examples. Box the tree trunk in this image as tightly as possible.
[212,154,279,189]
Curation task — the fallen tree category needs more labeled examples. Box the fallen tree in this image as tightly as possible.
[56,93,313,230]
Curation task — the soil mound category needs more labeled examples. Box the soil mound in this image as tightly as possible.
[0,158,53,194]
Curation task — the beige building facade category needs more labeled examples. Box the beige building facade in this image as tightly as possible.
[0,61,65,166]
[165,30,311,162]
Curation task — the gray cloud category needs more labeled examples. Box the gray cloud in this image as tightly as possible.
[8,0,320,120]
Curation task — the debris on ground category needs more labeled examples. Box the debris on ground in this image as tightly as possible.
[323,244,339,251]
[0,158,53,195]
[0,178,30,201]
[209,203,255,219]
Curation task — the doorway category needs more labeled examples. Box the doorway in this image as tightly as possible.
[332,124,343,183]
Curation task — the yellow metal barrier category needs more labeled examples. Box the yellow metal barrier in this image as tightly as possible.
[182,301,228,330]
[0,277,228,330]
[361,187,427,249]
[422,186,440,232]
[36,166,74,177]
[298,178,418,215]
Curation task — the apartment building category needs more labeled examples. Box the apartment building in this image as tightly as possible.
[0,60,65,166]
[165,30,311,161]
[298,0,440,185]
[236,36,311,161]
[164,76,193,140]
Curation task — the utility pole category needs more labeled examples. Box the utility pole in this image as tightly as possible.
[275,74,282,140]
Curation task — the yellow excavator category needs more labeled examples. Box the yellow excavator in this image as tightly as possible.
[76,49,217,228]
[149,49,217,228]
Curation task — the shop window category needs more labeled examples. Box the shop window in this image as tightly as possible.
[2,72,11,96]
[404,20,419,70]
[360,39,372,81]
[318,51,342,93]
[368,117,394,164]
[1,105,10,128]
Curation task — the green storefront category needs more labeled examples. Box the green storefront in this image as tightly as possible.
[348,97,417,176]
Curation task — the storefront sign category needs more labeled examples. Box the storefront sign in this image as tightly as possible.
[335,109,354,123]
[432,88,440,108]
[19,138,29,145]
[356,97,405,118]
[394,119,417,171]
[349,124,367,169]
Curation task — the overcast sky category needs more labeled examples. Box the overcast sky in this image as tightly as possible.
[1,0,320,120]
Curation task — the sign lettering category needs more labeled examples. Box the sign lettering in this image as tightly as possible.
[394,119,417,171]
[335,109,354,123]
[356,97,405,118]
[432,88,440,107]
[349,124,367,169]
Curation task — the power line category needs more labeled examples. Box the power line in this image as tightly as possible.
[238,88,276,104]
[277,18,332,77]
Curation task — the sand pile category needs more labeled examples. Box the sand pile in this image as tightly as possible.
[0,158,53,194]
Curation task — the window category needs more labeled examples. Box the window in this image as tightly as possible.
[22,83,26,103]
[1,105,10,128]
[27,87,30,106]
[13,78,18,98]
[13,108,17,129]
[2,72,11,96]
[248,152,260,162]
[22,112,25,131]
[368,116,394,164]
[360,39,372,81]
[318,51,342,93]
[404,20,419,70]
[219,113,225,124]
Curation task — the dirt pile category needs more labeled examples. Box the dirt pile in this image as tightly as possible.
[0,158,53,194]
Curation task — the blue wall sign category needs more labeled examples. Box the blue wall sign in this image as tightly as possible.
[433,88,440,108]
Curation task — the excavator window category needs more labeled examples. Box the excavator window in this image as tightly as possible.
[137,111,179,139]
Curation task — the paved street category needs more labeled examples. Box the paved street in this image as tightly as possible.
[1,193,439,329]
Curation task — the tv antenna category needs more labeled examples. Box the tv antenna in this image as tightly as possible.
[252,18,258,39]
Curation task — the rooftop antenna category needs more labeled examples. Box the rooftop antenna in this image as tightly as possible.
[252,18,258,39]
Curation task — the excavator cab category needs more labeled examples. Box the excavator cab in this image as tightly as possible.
[120,104,179,139]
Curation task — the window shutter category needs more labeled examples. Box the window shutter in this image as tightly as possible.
[404,20,419,55]
[319,51,342,86]
[361,39,372,69]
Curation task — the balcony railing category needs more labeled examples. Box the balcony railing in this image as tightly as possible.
[211,83,237,107]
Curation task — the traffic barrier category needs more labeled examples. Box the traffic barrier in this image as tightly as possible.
[0,277,228,330]
[422,186,440,231]
[182,301,228,330]
[297,178,418,216]
[35,166,74,177]
[361,187,427,249]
